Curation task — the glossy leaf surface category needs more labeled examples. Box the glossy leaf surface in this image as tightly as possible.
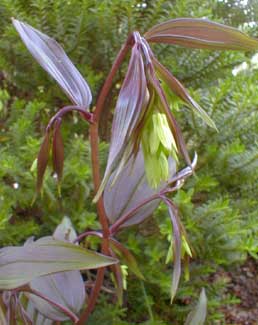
[0,238,117,290]
[12,19,92,108]
[145,18,258,51]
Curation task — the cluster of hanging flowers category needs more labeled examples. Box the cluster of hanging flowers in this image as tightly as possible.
[12,17,258,304]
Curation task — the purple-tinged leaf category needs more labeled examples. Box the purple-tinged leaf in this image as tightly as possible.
[145,18,258,51]
[110,239,144,280]
[27,218,85,321]
[165,200,181,302]
[0,238,117,290]
[52,118,64,191]
[104,149,176,227]
[29,271,85,321]
[153,58,217,130]
[94,44,148,202]
[12,19,92,108]
[37,132,51,193]
[185,288,207,325]
[27,301,53,325]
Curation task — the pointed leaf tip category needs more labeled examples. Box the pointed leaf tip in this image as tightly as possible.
[145,18,258,51]
[12,19,92,108]
[98,43,148,199]
[0,238,117,290]
[153,58,217,130]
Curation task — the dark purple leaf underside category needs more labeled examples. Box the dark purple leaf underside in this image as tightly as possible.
[95,44,148,202]
[145,18,258,51]
[52,118,64,185]
[37,132,51,193]
[153,58,217,130]
[12,19,92,108]
[104,150,176,227]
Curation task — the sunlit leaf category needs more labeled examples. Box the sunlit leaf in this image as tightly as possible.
[12,19,92,108]
[185,288,207,325]
[145,18,258,51]
[0,238,117,290]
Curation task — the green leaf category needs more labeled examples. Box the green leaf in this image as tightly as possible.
[0,237,117,290]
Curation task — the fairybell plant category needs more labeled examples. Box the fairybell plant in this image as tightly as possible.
[0,17,257,324]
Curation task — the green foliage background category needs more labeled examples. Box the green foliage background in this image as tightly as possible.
[0,0,257,324]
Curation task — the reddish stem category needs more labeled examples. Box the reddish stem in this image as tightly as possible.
[93,33,134,122]
[76,268,105,325]
[110,193,160,235]
[77,34,134,325]
[74,230,103,244]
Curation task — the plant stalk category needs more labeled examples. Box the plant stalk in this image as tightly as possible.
[78,34,134,325]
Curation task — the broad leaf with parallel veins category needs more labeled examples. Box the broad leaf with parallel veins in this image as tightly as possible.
[12,19,92,109]
[145,18,258,51]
